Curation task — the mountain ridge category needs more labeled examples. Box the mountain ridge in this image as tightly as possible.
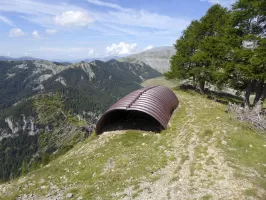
[119,46,176,73]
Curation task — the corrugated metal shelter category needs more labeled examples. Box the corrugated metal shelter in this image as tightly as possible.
[96,85,179,134]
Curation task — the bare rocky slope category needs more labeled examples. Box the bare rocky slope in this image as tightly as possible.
[0,79,265,200]
[119,46,176,73]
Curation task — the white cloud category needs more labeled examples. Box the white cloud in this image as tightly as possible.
[107,10,187,31]
[32,31,40,39]
[54,11,94,27]
[88,49,95,56]
[24,52,33,56]
[45,29,58,35]
[200,0,236,7]
[8,28,25,37]
[106,42,137,55]
[0,0,88,28]
[88,1,189,34]
[143,45,153,51]
[36,47,94,54]
[0,0,189,37]
[87,0,126,11]
[0,15,14,26]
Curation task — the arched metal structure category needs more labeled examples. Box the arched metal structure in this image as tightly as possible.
[96,85,179,134]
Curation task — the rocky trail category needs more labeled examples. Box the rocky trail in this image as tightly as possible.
[120,91,266,200]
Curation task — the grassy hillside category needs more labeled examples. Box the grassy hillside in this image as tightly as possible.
[141,76,178,88]
[0,80,265,200]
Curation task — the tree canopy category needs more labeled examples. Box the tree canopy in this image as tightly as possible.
[166,0,266,108]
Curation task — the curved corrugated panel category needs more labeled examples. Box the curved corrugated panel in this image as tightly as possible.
[96,85,179,134]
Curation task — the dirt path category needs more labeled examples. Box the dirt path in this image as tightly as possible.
[122,92,265,200]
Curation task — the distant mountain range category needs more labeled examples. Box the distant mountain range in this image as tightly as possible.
[0,56,43,61]
[0,56,121,64]
[119,46,176,73]
[80,56,121,63]
[0,59,161,135]
[0,46,176,73]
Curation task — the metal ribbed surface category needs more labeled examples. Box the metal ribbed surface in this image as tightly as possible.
[96,85,179,134]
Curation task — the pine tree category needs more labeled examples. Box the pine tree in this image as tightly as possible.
[192,4,230,90]
[165,20,203,89]
[228,0,266,108]
[166,4,230,92]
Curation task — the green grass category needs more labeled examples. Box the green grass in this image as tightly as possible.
[245,188,257,197]
[174,89,266,194]
[190,162,203,176]
[200,194,213,200]
[220,121,266,189]
[141,76,178,88]
[0,130,168,199]
[1,84,266,199]
[202,129,213,137]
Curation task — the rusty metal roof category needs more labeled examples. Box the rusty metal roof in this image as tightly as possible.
[95,85,179,134]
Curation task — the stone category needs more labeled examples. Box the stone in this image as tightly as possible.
[247,196,254,200]
[221,140,227,145]
[249,144,253,148]
[40,185,47,189]
[46,193,51,197]
[77,197,83,200]
[66,193,73,198]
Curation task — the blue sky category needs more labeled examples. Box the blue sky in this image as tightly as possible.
[0,0,236,60]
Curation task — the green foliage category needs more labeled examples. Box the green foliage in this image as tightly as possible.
[0,61,39,110]
[41,154,50,165]
[33,92,66,125]
[167,5,230,91]
[0,133,38,181]
[167,0,266,106]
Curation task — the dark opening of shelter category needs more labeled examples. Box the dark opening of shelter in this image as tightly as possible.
[97,110,164,133]
[96,85,179,134]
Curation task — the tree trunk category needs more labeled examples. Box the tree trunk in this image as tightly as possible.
[199,80,205,93]
[253,81,264,106]
[261,83,266,101]
[192,76,197,88]
[244,80,255,108]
